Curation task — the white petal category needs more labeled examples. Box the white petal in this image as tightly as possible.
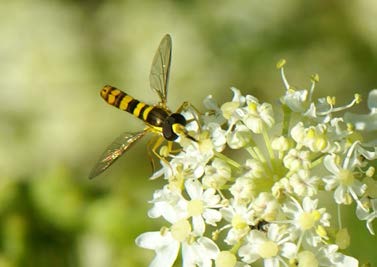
[351,180,367,196]
[199,237,219,256]
[203,188,220,206]
[322,175,338,190]
[221,207,234,222]
[368,89,377,109]
[280,242,297,259]
[192,215,205,235]
[182,243,196,267]
[334,186,346,204]
[185,179,203,199]
[203,209,222,225]
[333,254,359,267]
[238,244,259,263]
[136,232,166,250]
[302,197,317,211]
[264,257,278,267]
[324,155,339,174]
[366,219,376,235]
[136,232,180,267]
[150,242,180,267]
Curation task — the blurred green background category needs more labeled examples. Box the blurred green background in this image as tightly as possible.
[1,0,377,266]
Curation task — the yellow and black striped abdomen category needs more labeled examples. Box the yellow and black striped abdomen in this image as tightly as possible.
[100,85,170,127]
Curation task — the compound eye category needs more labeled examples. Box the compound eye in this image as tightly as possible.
[171,113,186,126]
[162,116,178,141]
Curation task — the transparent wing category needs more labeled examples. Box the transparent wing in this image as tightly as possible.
[89,130,148,179]
[149,34,172,105]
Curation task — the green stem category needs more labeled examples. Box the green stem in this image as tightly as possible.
[311,155,324,168]
[262,128,275,162]
[214,151,241,169]
[282,104,291,136]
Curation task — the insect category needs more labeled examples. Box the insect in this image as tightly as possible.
[89,34,196,179]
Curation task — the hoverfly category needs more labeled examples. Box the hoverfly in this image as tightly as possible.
[89,34,195,179]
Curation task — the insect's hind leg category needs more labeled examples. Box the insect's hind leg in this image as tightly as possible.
[147,135,162,172]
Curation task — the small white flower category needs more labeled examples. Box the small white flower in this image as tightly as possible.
[136,231,179,267]
[203,94,226,125]
[236,101,275,134]
[148,186,187,223]
[229,177,255,205]
[323,152,367,205]
[289,169,319,197]
[202,158,232,189]
[272,177,293,199]
[282,197,330,246]
[205,122,227,152]
[226,123,253,149]
[251,192,280,222]
[221,202,253,245]
[271,136,291,153]
[136,220,220,267]
[181,236,219,267]
[238,224,297,266]
[282,88,309,113]
[243,159,265,179]
[221,87,246,124]
[184,179,222,235]
[283,148,311,171]
[172,139,214,179]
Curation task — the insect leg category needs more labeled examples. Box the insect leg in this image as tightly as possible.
[149,136,173,172]
[167,140,181,154]
[147,135,160,172]
[175,102,202,142]
[176,101,202,126]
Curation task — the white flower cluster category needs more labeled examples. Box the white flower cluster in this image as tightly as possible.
[136,60,377,267]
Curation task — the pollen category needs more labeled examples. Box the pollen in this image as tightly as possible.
[326,96,336,106]
[248,102,257,113]
[316,225,328,239]
[276,59,286,69]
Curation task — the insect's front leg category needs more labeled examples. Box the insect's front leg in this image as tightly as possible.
[167,140,182,154]
[148,135,174,172]
[176,101,202,122]
[175,102,202,142]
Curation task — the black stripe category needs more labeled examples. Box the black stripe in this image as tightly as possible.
[114,91,126,108]
[138,104,150,119]
[127,99,140,113]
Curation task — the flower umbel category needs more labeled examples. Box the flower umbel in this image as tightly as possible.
[136,60,377,267]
